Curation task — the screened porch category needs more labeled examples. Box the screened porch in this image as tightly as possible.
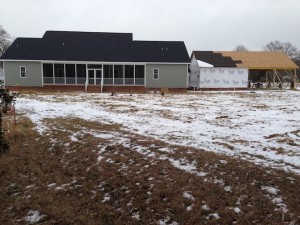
[43,63,145,86]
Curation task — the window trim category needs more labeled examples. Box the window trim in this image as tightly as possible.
[20,66,26,78]
[153,68,159,80]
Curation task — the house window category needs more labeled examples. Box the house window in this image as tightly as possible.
[20,66,26,78]
[153,68,159,80]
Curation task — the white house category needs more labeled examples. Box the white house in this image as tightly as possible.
[189,51,249,90]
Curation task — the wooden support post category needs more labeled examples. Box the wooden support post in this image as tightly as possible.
[273,69,276,88]
[295,69,299,89]
[275,70,283,89]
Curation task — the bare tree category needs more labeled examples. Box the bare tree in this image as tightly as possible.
[263,40,300,59]
[234,45,248,52]
[0,25,12,56]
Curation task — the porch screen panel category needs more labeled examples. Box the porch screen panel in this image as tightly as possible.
[76,64,86,84]
[103,65,113,85]
[54,64,65,84]
[66,64,76,84]
[43,63,54,84]
[114,65,123,85]
[135,65,145,85]
[125,65,134,85]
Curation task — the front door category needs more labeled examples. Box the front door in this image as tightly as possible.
[88,69,102,85]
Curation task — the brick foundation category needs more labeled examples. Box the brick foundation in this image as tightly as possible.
[189,88,248,91]
[6,85,188,94]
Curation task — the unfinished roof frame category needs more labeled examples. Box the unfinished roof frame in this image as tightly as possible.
[192,51,299,90]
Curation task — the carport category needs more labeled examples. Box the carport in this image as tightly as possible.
[219,51,299,89]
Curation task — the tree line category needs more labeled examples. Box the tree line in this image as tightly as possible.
[0,25,12,57]
[0,25,299,59]
[234,42,300,59]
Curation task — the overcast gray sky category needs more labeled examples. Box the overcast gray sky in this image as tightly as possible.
[1,0,299,54]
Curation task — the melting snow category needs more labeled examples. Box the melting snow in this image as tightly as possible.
[224,186,232,192]
[183,191,195,201]
[158,216,179,225]
[261,186,289,213]
[16,91,300,174]
[234,207,241,213]
[261,186,279,195]
[132,212,141,220]
[207,213,220,220]
[47,183,56,188]
[70,135,78,142]
[23,210,46,224]
[201,204,210,210]
[186,204,194,211]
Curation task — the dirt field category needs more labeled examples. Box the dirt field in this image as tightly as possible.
[1,91,300,224]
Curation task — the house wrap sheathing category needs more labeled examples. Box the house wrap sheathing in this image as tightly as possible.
[189,52,248,89]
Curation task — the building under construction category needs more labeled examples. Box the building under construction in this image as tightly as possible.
[190,51,299,90]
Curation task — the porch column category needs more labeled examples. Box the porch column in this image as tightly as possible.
[134,65,136,86]
[86,65,88,84]
[75,64,77,85]
[85,65,88,93]
[64,64,66,85]
[53,64,55,84]
[113,65,114,86]
[101,65,104,93]
[123,65,125,85]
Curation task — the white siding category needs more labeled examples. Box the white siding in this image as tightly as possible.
[189,54,249,89]
[198,68,249,88]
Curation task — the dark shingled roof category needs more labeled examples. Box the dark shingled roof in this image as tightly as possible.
[192,51,240,67]
[1,31,190,63]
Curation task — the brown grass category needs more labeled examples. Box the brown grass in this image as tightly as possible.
[1,115,300,224]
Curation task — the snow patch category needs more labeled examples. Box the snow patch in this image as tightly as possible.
[234,207,241,213]
[183,191,195,201]
[16,91,300,174]
[206,213,220,220]
[132,212,140,220]
[261,186,279,195]
[23,210,46,224]
[201,204,210,210]
[224,186,232,192]
[70,135,78,142]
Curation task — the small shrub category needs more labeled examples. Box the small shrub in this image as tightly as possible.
[0,82,18,153]
[0,112,9,154]
[0,83,17,113]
